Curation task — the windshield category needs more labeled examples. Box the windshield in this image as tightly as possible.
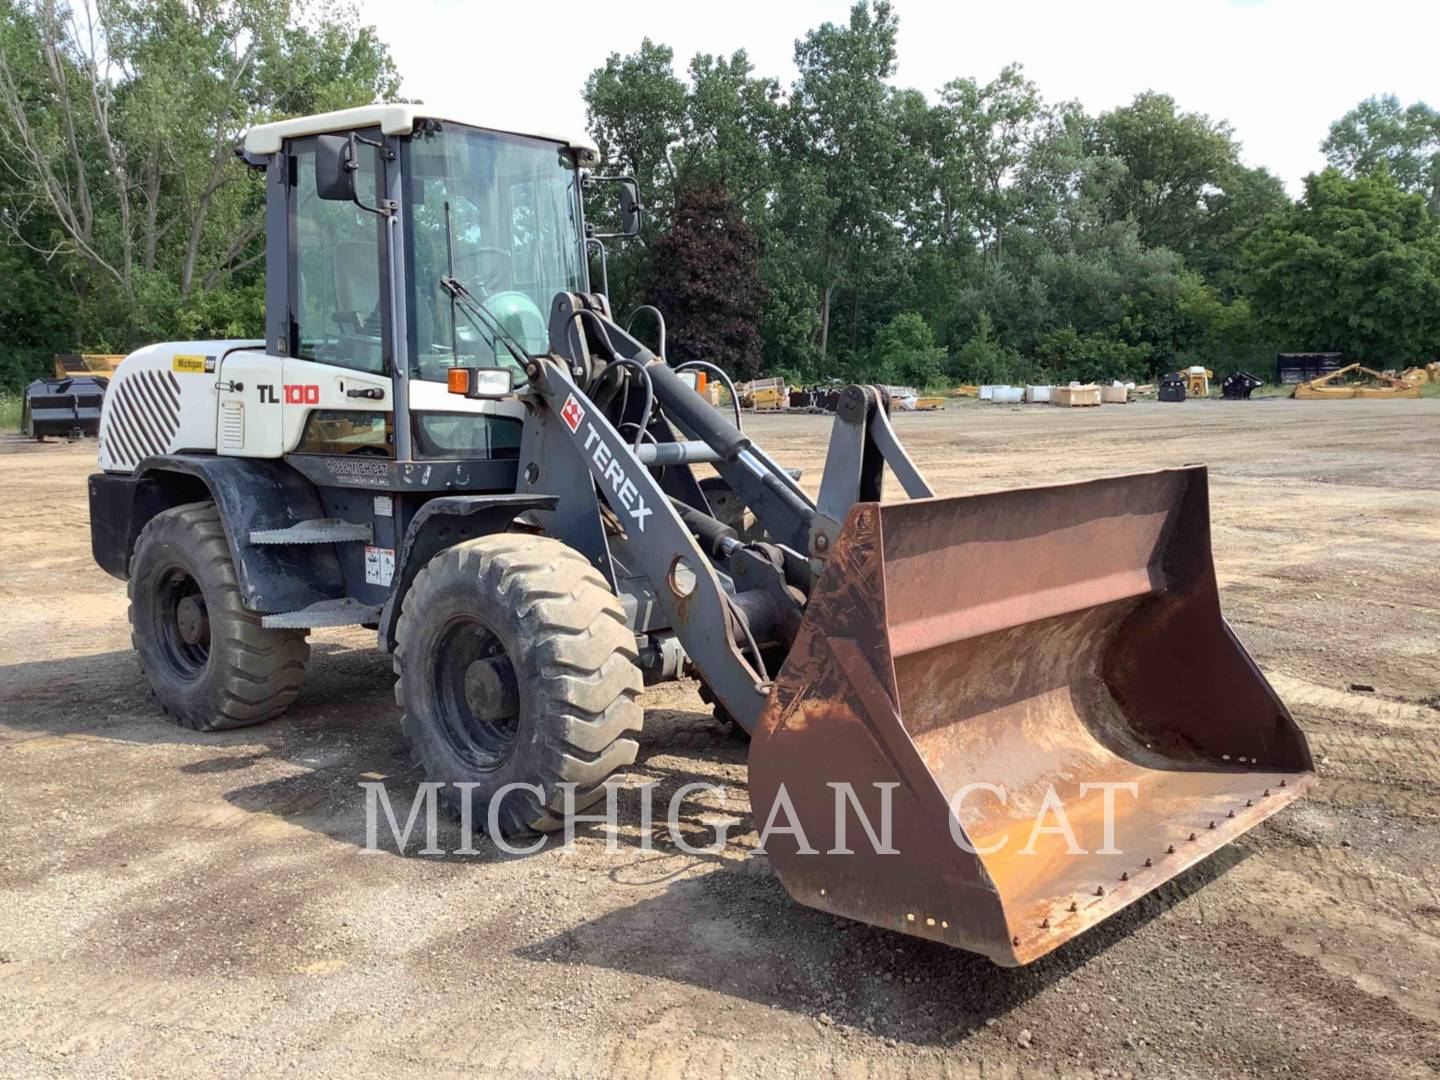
[405,125,584,383]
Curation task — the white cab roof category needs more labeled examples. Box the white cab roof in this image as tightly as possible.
[243,103,599,162]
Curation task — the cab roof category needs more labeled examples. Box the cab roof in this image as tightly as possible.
[242,103,600,163]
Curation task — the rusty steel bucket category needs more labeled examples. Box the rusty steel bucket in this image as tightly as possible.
[749,467,1314,966]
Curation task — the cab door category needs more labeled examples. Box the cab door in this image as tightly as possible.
[281,131,395,459]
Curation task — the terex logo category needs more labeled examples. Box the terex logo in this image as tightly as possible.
[581,424,653,532]
[560,394,584,433]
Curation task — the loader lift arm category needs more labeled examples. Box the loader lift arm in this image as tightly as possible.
[503,295,1314,968]
[518,343,778,732]
[520,295,944,735]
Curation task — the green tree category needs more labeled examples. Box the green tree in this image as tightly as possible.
[953,311,1020,384]
[1034,327,1148,384]
[935,63,1048,266]
[1191,164,1290,295]
[1242,169,1440,364]
[679,50,779,211]
[580,39,688,319]
[1324,95,1440,210]
[1086,92,1238,256]
[871,311,946,387]
[583,39,687,216]
[0,0,398,361]
[784,0,902,362]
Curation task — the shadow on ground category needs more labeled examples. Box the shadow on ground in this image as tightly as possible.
[515,843,1247,1048]
[0,640,748,862]
[1,637,1255,1050]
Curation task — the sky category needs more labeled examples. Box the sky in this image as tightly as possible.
[355,0,1439,195]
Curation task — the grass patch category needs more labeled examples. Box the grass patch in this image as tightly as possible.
[1421,380,1440,398]
[0,394,22,433]
[1248,383,1291,399]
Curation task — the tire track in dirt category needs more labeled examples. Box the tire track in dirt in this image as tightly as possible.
[1221,857,1440,1026]
[1269,675,1440,732]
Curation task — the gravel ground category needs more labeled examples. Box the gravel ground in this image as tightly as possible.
[1,396,1438,1078]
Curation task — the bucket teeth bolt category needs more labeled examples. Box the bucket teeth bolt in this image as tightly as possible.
[1013,935,1021,947]
[1166,845,1176,854]
[1040,918,1049,929]
[1188,833,1197,842]
[1120,872,1129,882]
[1068,902,1078,913]
[1279,780,1286,788]
[1263,788,1271,796]
[1245,799,1253,807]
[1208,821,1216,830]
[1095,886,1106,897]
[1227,810,1235,819]
[1143,858,1152,868]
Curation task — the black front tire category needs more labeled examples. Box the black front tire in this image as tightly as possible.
[394,534,643,836]
[128,502,310,731]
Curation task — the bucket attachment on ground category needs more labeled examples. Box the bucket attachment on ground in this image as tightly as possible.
[749,467,1314,966]
[23,375,108,438]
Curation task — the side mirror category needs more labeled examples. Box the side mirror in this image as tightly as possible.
[618,180,642,238]
[316,133,357,202]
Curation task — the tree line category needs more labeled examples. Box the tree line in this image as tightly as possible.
[0,0,397,390]
[2,0,1439,395]
[588,3,1440,387]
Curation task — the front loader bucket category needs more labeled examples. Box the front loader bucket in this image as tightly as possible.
[749,467,1314,966]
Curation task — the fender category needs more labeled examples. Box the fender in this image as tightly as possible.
[89,455,346,614]
[378,493,557,652]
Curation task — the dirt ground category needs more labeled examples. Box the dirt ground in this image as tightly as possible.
[1,397,1438,1078]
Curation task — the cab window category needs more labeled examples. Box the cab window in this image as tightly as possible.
[291,137,386,374]
[405,126,583,385]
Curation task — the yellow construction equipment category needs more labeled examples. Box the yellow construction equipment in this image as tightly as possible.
[1185,367,1213,398]
[53,353,125,378]
[1292,364,1421,400]
[737,376,788,412]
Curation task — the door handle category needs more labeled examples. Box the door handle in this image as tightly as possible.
[346,387,385,400]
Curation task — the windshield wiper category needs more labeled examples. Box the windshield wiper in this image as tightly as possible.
[439,274,531,371]
[440,198,531,373]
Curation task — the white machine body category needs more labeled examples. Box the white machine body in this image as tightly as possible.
[97,340,518,472]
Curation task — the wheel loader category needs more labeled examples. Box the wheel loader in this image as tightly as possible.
[87,104,1314,967]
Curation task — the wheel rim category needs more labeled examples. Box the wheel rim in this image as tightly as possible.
[156,566,210,678]
[432,615,521,769]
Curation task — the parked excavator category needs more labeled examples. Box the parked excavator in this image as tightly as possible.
[86,104,1314,967]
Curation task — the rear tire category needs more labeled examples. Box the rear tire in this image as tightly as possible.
[128,502,309,731]
[394,534,643,836]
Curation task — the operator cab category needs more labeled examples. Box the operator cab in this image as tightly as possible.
[234,104,605,466]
